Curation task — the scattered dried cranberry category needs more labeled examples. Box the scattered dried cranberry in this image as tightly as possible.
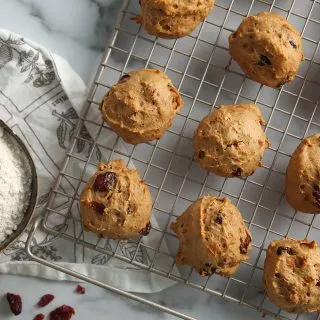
[93,172,116,192]
[37,294,55,307]
[6,293,22,316]
[240,233,252,254]
[139,221,152,236]
[312,185,320,208]
[232,167,242,177]
[75,285,86,295]
[214,215,223,224]
[276,246,295,256]
[258,54,271,67]
[91,201,105,215]
[50,305,75,320]
[33,314,45,320]
[289,40,297,49]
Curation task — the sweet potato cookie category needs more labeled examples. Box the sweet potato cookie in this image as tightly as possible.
[80,159,152,239]
[193,103,269,177]
[264,238,320,313]
[171,196,252,276]
[229,12,303,88]
[134,0,215,39]
[100,69,183,145]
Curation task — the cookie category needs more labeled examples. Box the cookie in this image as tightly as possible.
[134,0,215,39]
[263,238,320,313]
[285,134,320,214]
[229,12,303,88]
[80,159,152,239]
[100,69,183,145]
[170,196,252,276]
[193,103,270,177]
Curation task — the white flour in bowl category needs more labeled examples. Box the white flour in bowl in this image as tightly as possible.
[0,126,32,243]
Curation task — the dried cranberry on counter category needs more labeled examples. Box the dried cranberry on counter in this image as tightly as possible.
[6,293,22,315]
[33,314,45,320]
[50,305,75,320]
[75,285,86,295]
[37,294,55,307]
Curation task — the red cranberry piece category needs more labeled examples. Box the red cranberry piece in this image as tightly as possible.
[93,172,116,192]
[313,185,320,208]
[214,215,223,224]
[33,314,45,320]
[232,167,242,177]
[91,201,105,215]
[289,40,297,49]
[75,285,85,294]
[276,246,295,256]
[50,305,75,320]
[37,294,55,307]
[258,54,271,66]
[240,233,252,254]
[119,74,130,82]
[6,293,22,315]
[139,221,151,236]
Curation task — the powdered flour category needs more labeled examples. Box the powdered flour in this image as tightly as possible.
[0,126,32,243]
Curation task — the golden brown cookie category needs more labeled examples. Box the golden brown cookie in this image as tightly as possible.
[80,159,152,239]
[193,103,270,177]
[100,69,183,145]
[229,12,303,88]
[134,0,215,39]
[263,238,320,313]
[170,196,252,276]
[285,134,320,214]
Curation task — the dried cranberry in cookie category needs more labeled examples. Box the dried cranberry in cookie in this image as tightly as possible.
[229,12,303,88]
[80,160,152,239]
[171,196,252,276]
[285,134,320,213]
[264,238,320,313]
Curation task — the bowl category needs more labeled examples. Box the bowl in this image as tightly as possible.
[0,120,38,253]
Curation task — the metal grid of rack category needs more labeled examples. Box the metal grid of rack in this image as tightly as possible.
[26,0,320,319]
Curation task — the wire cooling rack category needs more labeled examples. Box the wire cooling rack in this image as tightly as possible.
[25,0,320,319]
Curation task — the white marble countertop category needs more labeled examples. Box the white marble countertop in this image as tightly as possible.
[0,1,275,319]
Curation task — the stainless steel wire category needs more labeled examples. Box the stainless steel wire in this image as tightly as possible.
[26,0,320,319]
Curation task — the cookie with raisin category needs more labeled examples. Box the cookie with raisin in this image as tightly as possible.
[285,134,320,213]
[193,103,270,177]
[100,69,183,145]
[80,159,152,239]
[229,12,303,88]
[134,0,215,39]
[264,238,320,313]
[170,196,252,276]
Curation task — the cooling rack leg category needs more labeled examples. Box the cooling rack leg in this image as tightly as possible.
[25,217,196,320]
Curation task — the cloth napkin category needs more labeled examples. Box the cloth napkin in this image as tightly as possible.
[0,29,175,293]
